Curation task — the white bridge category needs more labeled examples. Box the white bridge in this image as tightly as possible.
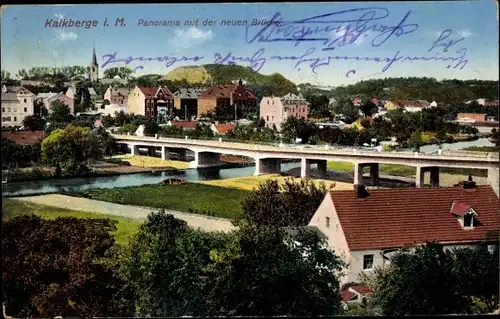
[112,134,499,195]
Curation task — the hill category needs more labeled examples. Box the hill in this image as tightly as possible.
[164,64,297,96]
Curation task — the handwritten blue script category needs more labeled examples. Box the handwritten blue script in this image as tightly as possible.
[101,52,204,72]
[245,8,419,51]
[214,30,468,76]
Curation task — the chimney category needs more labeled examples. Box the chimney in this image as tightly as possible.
[354,184,369,198]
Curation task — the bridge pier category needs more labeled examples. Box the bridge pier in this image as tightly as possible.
[161,146,167,160]
[194,151,221,168]
[130,144,139,156]
[254,158,282,175]
[487,166,499,197]
[415,166,440,188]
[300,158,328,178]
[353,163,380,186]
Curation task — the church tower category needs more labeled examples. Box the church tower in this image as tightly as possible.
[89,45,99,83]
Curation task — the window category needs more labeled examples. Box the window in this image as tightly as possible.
[363,254,374,270]
[266,116,269,121]
[7,107,11,112]
[24,107,27,112]
[1,108,4,112]
[272,116,274,121]
[24,99,27,103]
[13,116,17,122]
[267,100,269,104]
[325,216,330,228]
[463,212,474,228]
[13,108,17,113]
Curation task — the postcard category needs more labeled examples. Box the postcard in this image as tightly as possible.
[1,2,499,318]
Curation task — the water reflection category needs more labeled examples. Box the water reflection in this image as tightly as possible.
[2,162,301,197]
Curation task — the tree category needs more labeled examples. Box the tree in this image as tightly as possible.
[143,117,160,136]
[112,210,225,317]
[281,117,318,144]
[490,128,499,147]
[367,242,469,316]
[359,100,377,117]
[41,124,102,175]
[333,98,359,123]
[48,101,72,124]
[103,67,133,80]
[407,130,423,151]
[203,223,345,316]
[1,69,11,81]
[114,110,130,127]
[22,115,46,131]
[2,215,134,318]
[242,178,329,227]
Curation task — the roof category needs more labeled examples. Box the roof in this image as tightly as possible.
[170,120,198,129]
[1,92,19,102]
[393,100,424,108]
[174,87,206,99]
[213,123,236,135]
[457,113,487,117]
[199,83,256,100]
[109,88,131,97]
[37,92,58,100]
[2,131,45,145]
[138,86,158,97]
[329,185,499,251]
[340,284,373,303]
[66,86,76,95]
[6,86,22,92]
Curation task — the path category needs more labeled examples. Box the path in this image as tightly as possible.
[12,194,237,232]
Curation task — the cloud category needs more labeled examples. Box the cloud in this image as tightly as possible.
[52,13,78,42]
[460,29,473,38]
[168,27,214,48]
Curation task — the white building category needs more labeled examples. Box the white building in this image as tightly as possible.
[307,183,499,285]
[1,85,36,127]
[259,93,309,131]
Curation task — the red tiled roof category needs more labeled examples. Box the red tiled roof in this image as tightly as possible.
[138,87,158,98]
[170,120,198,129]
[450,201,472,216]
[2,130,45,145]
[214,123,236,135]
[199,83,256,100]
[329,186,499,251]
[340,284,373,303]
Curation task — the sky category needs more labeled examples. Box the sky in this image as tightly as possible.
[1,1,499,86]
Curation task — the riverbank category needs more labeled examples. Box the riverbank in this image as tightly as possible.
[76,183,251,219]
[2,198,141,245]
[198,174,353,191]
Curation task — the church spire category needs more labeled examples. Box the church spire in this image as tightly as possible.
[91,43,97,65]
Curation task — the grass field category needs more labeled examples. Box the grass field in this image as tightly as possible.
[327,161,488,178]
[462,146,499,153]
[2,199,141,245]
[79,183,251,219]
[112,154,190,169]
[199,174,352,191]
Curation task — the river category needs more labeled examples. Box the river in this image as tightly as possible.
[2,138,495,197]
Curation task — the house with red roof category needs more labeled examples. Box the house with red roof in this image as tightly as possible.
[308,183,499,284]
[197,79,257,119]
[2,130,45,145]
[210,122,236,136]
[166,120,199,131]
[127,85,174,119]
[340,284,374,306]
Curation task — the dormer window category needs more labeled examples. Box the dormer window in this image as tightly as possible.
[463,211,474,228]
[450,201,479,229]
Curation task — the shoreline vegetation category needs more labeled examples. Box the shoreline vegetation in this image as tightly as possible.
[2,199,141,245]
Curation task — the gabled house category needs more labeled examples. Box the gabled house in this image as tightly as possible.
[259,92,309,131]
[341,284,374,306]
[65,85,77,100]
[104,86,131,107]
[198,79,257,119]
[166,120,199,131]
[1,85,36,127]
[36,92,75,115]
[127,86,174,119]
[210,123,236,136]
[308,183,499,285]
[173,87,206,120]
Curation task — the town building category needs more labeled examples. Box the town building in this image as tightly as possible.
[456,113,488,123]
[104,86,131,107]
[165,120,199,131]
[127,86,174,119]
[36,92,75,114]
[65,85,77,100]
[341,284,374,307]
[308,183,499,285]
[1,85,36,127]
[210,122,236,136]
[1,130,45,145]
[173,87,206,120]
[197,80,257,119]
[259,92,309,131]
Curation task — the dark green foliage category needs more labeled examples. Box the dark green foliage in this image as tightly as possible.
[1,136,42,169]
[48,100,72,124]
[243,178,328,227]
[368,242,500,315]
[22,115,46,131]
[281,116,318,144]
[2,215,135,318]
[490,128,499,146]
